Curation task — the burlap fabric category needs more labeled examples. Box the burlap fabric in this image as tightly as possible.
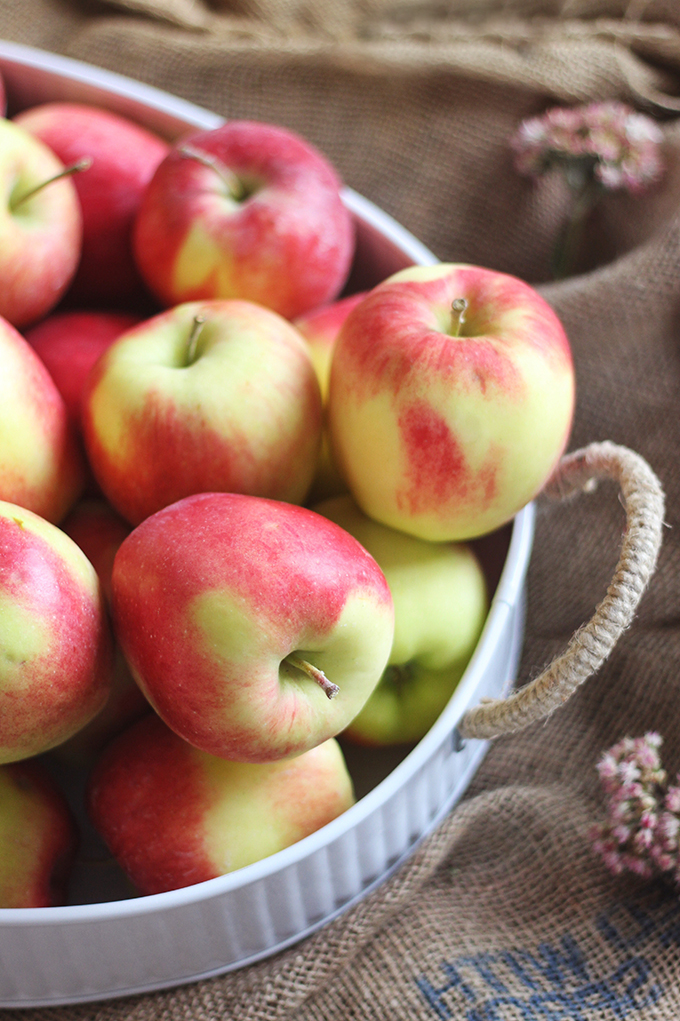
[2,1,680,1017]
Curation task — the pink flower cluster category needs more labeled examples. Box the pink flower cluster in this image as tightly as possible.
[511,101,665,194]
[591,733,680,882]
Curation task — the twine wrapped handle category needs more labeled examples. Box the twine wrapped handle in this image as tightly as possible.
[458,441,665,741]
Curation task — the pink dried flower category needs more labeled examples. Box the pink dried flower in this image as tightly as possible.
[510,102,665,279]
[592,733,680,885]
[667,785,680,814]
[510,101,664,194]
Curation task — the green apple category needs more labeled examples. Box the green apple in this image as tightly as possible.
[313,495,488,745]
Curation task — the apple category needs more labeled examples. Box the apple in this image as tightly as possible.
[55,499,150,764]
[133,120,355,320]
[81,299,324,525]
[60,498,131,605]
[0,314,85,523]
[294,291,367,503]
[15,102,169,307]
[294,292,368,398]
[0,759,77,907]
[87,714,355,895]
[328,263,575,542]
[0,117,82,328]
[313,495,488,745]
[0,500,113,764]
[110,492,395,762]
[23,309,141,429]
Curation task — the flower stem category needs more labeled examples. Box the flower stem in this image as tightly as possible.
[552,176,601,281]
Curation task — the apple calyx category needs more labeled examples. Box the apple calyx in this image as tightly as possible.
[185,313,207,366]
[450,298,468,337]
[285,653,340,700]
[381,661,416,693]
[178,144,249,203]
[10,156,93,211]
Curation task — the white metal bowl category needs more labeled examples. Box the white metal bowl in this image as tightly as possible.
[0,40,535,1007]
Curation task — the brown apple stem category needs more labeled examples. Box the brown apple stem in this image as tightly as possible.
[178,144,246,202]
[185,314,207,365]
[286,654,340,699]
[450,298,468,337]
[11,156,93,210]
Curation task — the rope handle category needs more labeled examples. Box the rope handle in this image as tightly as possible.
[458,441,666,741]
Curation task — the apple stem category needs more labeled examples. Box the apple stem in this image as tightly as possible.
[186,314,207,365]
[451,298,468,337]
[178,144,246,202]
[10,156,93,211]
[286,654,340,699]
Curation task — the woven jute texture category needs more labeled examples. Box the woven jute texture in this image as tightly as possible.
[2,1,680,1018]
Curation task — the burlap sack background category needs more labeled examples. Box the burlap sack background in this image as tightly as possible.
[1,1,680,1018]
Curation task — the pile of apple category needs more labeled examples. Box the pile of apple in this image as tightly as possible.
[0,82,576,907]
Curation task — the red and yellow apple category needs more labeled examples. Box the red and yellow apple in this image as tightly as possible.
[0,117,82,328]
[15,101,169,307]
[24,309,141,429]
[328,263,575,541]
[294,292,368,399]
[0,314,84,523]
[111,492,394,762]
[0,759,77,907]
[56,499,150,764]
[88,714,354,895]
[294,291,367,502]
[133,120,355,320]
[0,500,113,764]
[81,299,323,525]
